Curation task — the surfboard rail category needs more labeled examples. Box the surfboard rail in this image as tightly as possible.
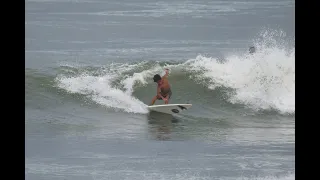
[147,104,192,114]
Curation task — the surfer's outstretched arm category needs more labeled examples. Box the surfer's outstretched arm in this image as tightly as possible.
[162,69,169,79]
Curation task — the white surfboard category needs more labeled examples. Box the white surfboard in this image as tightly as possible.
[147,104,192,114]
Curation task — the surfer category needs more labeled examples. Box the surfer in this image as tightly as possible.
[249,46,256,54]
[150,69,172,105]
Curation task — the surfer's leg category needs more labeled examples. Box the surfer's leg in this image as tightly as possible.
[165,90,172,104]
[163,95,169,104]
[150,95,161,105]
[168,89,172,99]
[150,96,157,105]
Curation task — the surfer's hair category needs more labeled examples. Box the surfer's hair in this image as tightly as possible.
[153,74,161,82]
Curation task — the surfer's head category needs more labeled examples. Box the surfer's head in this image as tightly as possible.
[153,74,161,83]
[249,46,256,54]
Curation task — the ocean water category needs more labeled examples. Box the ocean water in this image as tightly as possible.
[25,0,295,179]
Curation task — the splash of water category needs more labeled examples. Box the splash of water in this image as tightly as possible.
[55,63,152,114]
[186,29,295,114]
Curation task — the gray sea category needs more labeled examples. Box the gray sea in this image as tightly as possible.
[25,0,295,179]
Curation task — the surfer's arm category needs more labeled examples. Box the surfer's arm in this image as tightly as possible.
[162,69,169,79]
[157,87,166,100]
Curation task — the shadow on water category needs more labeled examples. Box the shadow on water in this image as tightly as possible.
[145,111,241,143]
[146,111,180,141]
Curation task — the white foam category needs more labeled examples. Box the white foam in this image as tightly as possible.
[55,63,152,114]
[121,65,164,95]
[55,61,173,114]
[186,29,294,114]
